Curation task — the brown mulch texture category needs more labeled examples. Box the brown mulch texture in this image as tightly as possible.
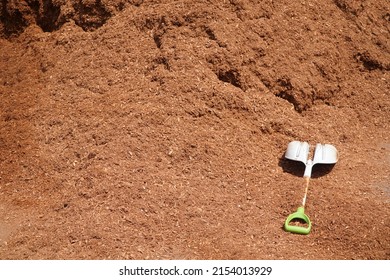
[0,0,389,260]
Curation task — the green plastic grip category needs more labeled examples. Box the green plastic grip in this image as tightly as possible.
[284,206,312,235]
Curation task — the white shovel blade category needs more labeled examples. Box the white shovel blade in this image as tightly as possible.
[285,141,310,164]
[313,143,338,165]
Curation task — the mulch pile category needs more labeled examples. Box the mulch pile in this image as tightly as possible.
[0,0,389,259]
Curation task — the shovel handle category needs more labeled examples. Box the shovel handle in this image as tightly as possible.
[284,207,312,235]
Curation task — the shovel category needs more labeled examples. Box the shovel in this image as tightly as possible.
[284,141,338,234]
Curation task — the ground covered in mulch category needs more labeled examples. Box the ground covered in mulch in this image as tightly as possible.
[0,0,389,259]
